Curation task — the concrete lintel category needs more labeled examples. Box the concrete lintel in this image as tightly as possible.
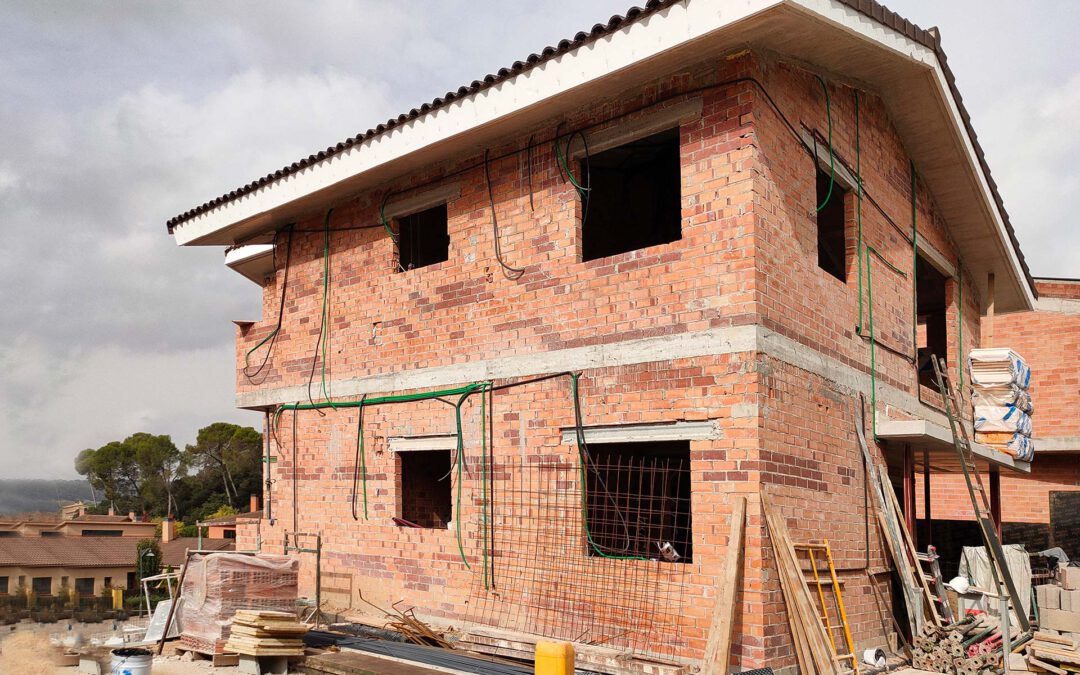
[388,435,458,452]
[559,421,720,445]
[238,324,955,445]
[1034,437,1080,453]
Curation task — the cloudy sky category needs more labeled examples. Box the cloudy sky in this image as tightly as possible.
[0,1,1076,479]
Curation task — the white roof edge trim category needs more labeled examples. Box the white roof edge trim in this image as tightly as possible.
[169,0,781,246]
[225,243,274,266]
[788,0,1035,310]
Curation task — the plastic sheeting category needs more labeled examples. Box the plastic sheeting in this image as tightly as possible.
[968,348,1032,388]
[968,347,1034,461]
[974,432,1035,461]
[959,544,1031,623]
[972,385,1033,414]
[180,553,299,654]
[974,406,1033,435]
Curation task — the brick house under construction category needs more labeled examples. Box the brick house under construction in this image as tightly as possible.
[167,1,1049,671]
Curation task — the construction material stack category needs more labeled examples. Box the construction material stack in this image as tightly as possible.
[968,348,1035,461]
[179,553,299,655]
[911,614,1028,675]
[224,610,308,657]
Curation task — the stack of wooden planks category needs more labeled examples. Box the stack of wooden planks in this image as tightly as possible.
[224,610,308,657]
[1018,631,1080,674]
[761,488,841,675]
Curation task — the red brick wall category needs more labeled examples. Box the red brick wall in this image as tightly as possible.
[227,50,991,669]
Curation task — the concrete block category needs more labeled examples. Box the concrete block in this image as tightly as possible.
[1042,584,1063,611]
[1042,609,1080,633]
[1063,589,1073,612]
[1060,566,1080,590]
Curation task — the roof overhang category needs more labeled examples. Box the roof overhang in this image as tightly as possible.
[170,0,1034,312]
[225,244,275,285]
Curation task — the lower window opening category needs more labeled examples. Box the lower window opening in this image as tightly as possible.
[583,440,692,563]
[399,449,453,529]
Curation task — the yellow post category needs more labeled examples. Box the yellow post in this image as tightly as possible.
[535,641,574,675]
[112,587,123,611]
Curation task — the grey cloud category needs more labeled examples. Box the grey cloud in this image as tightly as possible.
[0,0,1074,478]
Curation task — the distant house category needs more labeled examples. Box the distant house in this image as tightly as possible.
[0,502,157,539]
[0,505,233,599]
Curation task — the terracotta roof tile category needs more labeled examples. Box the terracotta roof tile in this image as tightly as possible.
[0,537,141,568]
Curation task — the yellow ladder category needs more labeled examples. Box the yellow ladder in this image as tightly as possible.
[794,540,859,675]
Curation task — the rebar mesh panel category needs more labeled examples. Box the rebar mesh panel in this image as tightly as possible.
[465,454,691,660]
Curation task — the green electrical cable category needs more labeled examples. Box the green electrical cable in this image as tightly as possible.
[570,373,649,561]
[815,75,836,213]
[855,90,864,334]
[379,194,398,243]
[958,267,964,389]
[480,382,489,590]
[867,246,878,441]
[453,390,472,570]
[911,162,918,357]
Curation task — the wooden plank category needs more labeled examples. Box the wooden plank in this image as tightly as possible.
[762,488,840,675]
[1030,656,1069,675]
[702,496,746,675]
[1033,648,1080,667]
[1036,632,1079,649]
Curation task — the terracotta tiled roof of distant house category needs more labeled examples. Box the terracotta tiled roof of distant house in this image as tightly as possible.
[236,510,263,521]
[0,536,141,568]
[72,514,136,523]
[159,538,234,568]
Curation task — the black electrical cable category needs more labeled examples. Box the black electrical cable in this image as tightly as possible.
[350,394,368,520]
[484,148,526,279]
[256,76,840,249]
[305,209,334,414]
[242,225,294,383]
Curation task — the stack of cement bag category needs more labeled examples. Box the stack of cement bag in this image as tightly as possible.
[968,348,1034,461]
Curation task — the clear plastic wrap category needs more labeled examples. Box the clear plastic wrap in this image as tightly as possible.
[971,384,1033,414]
[180,553,299,654]
[973,405,1033,435]
[968,348,1031,388]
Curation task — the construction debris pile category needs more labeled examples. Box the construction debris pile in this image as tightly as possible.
[224,609,308,657]
[180,553,299,655]
[969,348,1034,461]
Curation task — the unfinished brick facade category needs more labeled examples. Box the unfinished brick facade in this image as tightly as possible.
[209,43,1028,672]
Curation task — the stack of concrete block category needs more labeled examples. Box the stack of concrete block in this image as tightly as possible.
[969,348,1035,461]
[1036,568,1080,638]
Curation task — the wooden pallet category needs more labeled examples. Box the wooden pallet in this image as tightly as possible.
[175,644,241,667]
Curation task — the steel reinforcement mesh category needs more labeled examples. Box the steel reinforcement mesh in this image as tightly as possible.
[464,454,692,659]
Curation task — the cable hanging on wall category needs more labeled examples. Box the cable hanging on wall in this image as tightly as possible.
[242,225,294,383]
[484,148,526,279]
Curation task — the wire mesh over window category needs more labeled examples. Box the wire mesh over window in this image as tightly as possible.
[465,455,693,660]
[584,441,692,563]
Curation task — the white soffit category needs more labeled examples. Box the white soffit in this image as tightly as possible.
[171,0,1033,311]
[225,244,274,284]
